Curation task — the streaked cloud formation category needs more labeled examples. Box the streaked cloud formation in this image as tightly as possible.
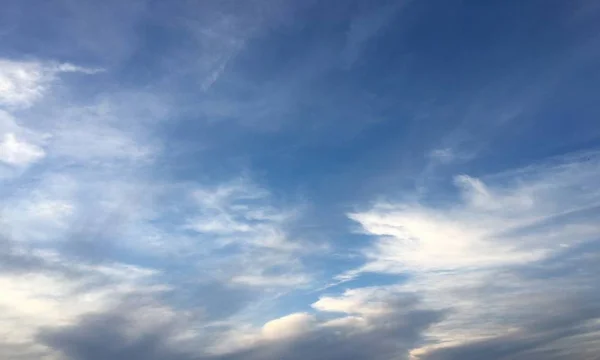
[1,1,599,359]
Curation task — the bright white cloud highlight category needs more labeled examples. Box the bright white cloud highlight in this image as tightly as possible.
[261,313,316,340]
[0,110,47,169]
[0,60,48,108]
[0,133,45,166]
[0,59,101,108]
[313,287,399,316]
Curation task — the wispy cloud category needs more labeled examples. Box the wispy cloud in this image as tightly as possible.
[185,179,311,289]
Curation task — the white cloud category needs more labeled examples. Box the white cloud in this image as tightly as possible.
[0,59,112,167]
[188,180,298,249]
[230,273,310,287]
[313,287,399,316]
[427,147,476,166]
[0,133,45,166]
[54,63,104,74]
[320,315,368,330]
[428,147,456,163]
[346,151,600,356]
[206,312,317,355]
[0,251,162,349]
[261,312,316,340]
[50,121,153,162]
[0,89,172,244]
[0,175,77,243]
[211,284,424,353]
[349,153,600,274]
[0,59,101,109]
[0,82,198,358]
[0,60,48,108]
[185,178,312,291]
[0,110,47,169]
[0,165,169,250]
[41,92,166,164]
[186,180,309,288]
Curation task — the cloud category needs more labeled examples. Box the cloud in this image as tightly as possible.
[0,249,163,357]
[38,300,202,360]
[427,148,456,163]
[0,131,313,357]
[313,286,410,317]
[414,240,600,359]
[421,308,600,360]
[427,147,476,166]
[184,179,312,289]
[0,57,113,174]
[208,287,440,359]
[0,70,314,359]
[261,313,316,340]
[0,109,47,169]
[46,95,160,163]
[230,273,310,287]
[188,179,298,250]
[54,63,104,74]
[346,151,600,358]
[32,285,441,360]
[349,152,600,274]
[0,80,173,250]
[0,132,45,166]
[213,290,442,360]
[0,59,49,108]
[0,59,101,108]
[0,54,191,359]
[2,2,599,360]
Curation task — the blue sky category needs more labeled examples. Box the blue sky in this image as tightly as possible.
[1,1,600,359]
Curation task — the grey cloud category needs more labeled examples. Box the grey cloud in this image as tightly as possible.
[421,241,600,360]
[37,293,444,360]
[0,237,46,274]
[422,306,600,360]
[0,341,49,360]
[38,305,201,360]
[28,241,600,360]
[0,236,84,278]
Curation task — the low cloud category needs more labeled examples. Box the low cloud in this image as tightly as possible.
[33,288,443,360]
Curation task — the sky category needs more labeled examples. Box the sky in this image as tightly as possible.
[1,1,600,359]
